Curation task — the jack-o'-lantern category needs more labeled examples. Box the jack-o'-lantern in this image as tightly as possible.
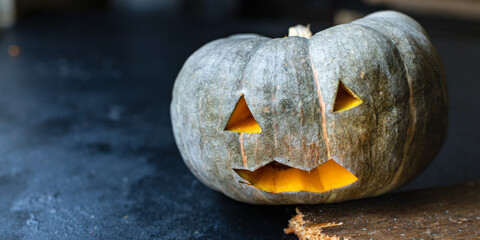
[170,11,448,204]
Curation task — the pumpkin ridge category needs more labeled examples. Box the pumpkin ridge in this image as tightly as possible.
[174,38,252,191]
[288,37,314,167]
[309,55,331,160]
[351,21,417,191]
[239,38,270,89]
[238,39,271,170]
[239,133,247,168]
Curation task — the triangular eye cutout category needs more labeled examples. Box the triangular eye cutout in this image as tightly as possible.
[333,81,363,112]
[225,95,262,133]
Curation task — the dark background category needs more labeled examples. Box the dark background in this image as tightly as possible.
[0,0,479,239]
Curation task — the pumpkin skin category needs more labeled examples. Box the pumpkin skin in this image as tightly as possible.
[170,11,448,204]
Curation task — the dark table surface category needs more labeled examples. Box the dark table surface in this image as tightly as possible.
[0,11,479,240]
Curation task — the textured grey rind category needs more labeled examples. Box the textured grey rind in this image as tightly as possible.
[170,11,448,204]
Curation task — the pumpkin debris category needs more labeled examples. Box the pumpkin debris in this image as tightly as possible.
[284,208,344,240]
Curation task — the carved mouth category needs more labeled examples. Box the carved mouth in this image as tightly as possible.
[234,159,358,193]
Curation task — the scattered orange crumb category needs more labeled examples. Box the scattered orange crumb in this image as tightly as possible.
[8,45,20,57]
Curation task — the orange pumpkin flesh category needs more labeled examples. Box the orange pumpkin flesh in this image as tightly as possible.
[333,81,363,112]
[235,160,358,193]
[225,95,262,133]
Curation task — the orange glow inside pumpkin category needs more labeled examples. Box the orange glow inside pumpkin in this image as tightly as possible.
[225,95,262,133]
[235,159,358,193]
[333,81,363,112]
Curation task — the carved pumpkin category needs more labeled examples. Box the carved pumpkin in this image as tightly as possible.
[171,11,448,204]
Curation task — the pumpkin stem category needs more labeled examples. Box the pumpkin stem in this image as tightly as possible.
[288,24,312,38]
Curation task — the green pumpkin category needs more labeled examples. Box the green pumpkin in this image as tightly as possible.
[171,11,448,204]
